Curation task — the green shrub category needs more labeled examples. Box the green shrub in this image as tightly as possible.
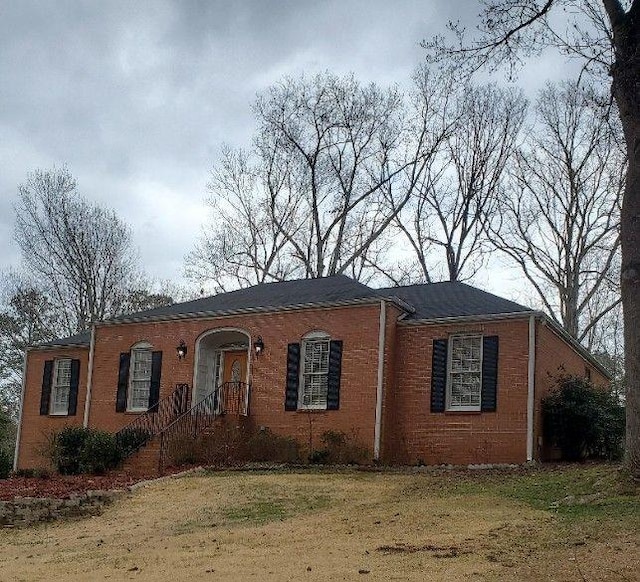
[50,426,122,475]
[0,448,12,479]
[543,375,625,461]
[79,430,122,474]
[115,426,152,456]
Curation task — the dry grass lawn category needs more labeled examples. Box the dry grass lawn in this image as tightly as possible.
[1,465,638,581]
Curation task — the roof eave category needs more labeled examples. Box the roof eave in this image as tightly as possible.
[398,311,535,326]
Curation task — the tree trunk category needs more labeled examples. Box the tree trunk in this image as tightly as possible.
[615,59,640,478]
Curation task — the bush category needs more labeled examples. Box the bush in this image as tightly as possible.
[543,375,625,461]
[79,430,122,474]
[309,430,369,465]
[115,426,152,456]
[50,426,122,475]
[0,448,12,479]
[246,427,301,464]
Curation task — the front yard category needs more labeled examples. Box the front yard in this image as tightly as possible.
[0,464,638,581]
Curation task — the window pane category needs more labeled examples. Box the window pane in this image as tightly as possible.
[51,359,71,414]
[129,349,152,409]
[448,336,482,409]
[301,339,329,408]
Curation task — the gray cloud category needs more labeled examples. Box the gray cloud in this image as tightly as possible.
[0,0,576,292]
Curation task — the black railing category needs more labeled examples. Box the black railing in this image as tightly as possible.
[158,381,250,472]
[115,383,191,458]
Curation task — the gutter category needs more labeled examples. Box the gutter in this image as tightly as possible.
[12,351,29,471]
[82,324,96,428]
[373,300,387,461]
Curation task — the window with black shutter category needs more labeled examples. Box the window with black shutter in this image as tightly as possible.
[284,332,343,411]
[431,334,499,413]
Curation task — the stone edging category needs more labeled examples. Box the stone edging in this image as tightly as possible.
[1,489,127,528]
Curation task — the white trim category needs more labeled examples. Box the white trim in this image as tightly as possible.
[374,300,386,461]
[192,327,252,406]
[12,351,29,471]
[527,314,536,462]
[398,311,535,326]
[446,334,483,412]
[82,325,96,428]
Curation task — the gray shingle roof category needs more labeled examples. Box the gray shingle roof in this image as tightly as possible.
[109,275,378,321]
[38,330,91,348]
[35,276,532,347]
[378,281,532,320]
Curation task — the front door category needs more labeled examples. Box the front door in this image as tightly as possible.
[222,350,248,385]
[219,350,248,414]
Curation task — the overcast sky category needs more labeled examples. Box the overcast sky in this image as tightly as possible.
[0,0,579,301]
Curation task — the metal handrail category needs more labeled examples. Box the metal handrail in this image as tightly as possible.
[115,383,190,458]
[158,381,250,472]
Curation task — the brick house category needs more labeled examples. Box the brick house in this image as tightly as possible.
[13,275,609,472]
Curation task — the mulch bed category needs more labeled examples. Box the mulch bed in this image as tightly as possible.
[0,473,146,501]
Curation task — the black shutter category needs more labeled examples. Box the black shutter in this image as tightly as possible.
[67,359,81,416]
[40,360,54,415]
[116,353,130,412]
[285,343,300,411]
[327,340,343,410]
[431,339,448,413]
[148,351,163,412]
[481,336,499,412]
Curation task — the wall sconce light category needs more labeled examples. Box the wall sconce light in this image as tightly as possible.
[254,335,265,357]
[176,340,188,360]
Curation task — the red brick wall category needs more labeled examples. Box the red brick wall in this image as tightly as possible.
[16,347,89,470]
[83,303,383,459]
[385,319,531,465]
[534,321,609,460]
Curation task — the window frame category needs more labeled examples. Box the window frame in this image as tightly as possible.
[298,331,331,411]
[446,334,483,412]
[50,358,72,416]
[127,342,153,412]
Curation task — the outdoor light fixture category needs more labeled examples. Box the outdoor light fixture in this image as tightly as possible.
[176,340,188,360]
[254,335,265,357]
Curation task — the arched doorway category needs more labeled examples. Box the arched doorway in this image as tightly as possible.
[193,328,251,415]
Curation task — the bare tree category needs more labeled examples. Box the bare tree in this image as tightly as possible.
[396,82,526,282]
[421,0,640,475]
[494,81,624,348]
[14,167,144,334]
[188,71,451,289]
[0,278,59,416]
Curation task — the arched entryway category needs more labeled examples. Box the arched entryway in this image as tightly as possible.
[193,328,251,415]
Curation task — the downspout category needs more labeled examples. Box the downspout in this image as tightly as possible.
[527,314,536,462]
[374,299,387,461]
[12,350,29,471]
[83,324,97,428]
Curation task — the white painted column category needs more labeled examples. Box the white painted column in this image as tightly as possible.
[526,314,536,462]
[374,300,387,460]
[83,324,97,428]
[12,350,29,471]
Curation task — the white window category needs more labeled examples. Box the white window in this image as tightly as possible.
[50,358,72,415]
[128,345,152,411]
[299,332,330,410]
[447,334,482,411]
